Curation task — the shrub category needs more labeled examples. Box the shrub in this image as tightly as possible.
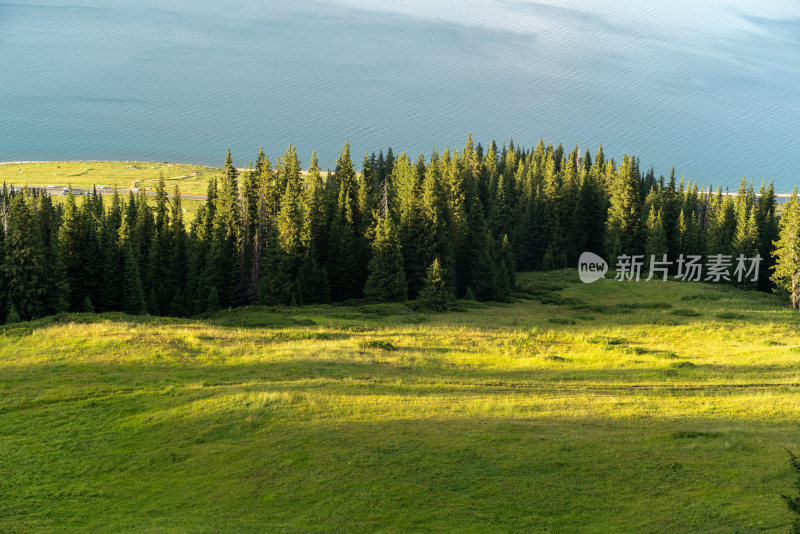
[359,339,397,351]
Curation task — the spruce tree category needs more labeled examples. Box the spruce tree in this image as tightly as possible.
[5,194,47,320]
[121,240,146,315]
[364,213,407,302]
[605,155,643,262]
[771,189,800,309]
[420,152,456,293]
[327,141,367,300]
[58,188,85,311]
[417,258,451,312]
[168,187,189,316]
[99,189,123,312]
[579,170,606,256]
[645,208,668,263]
[305,152,328,262]
[209,150,242,307]
[258,228,292,305]
[6,297,21,324]
[393,152,428,296]
[297,244,329,305]
[35,192,68,314]
[756,182,779,292]
[79,198,101,309]
[276,145,305,263]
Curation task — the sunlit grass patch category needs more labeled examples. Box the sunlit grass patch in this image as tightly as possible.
[3,270,800,531]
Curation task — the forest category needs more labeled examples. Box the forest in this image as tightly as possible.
[0,136,797,322]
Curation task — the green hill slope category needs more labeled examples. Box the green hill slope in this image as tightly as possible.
[1,271,799,532]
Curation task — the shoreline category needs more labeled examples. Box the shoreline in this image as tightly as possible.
[1,160,793,197]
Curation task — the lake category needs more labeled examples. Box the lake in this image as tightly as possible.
[2,0,799,190]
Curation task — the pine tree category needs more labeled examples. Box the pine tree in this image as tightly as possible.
[305,152,328,261]
[645,208,668,263]
[276,145,305,263]
[297,244,329,305]
[327,141,368,300]
[35,192,68,314]
[121,240,146,315]
[771,189,800,309]
[168,187,189,316]
[58,188,85,311]
[5,194,47,320]
[364,213,407,302]
[257,228,293,305]
[706,190,736,256]
[393,152,428,296]
[605,154,643,262]
[542,245,555,271]
[495,234,515,301]
[209,149,242,307]
[579,170,606,256]
[207,286,221,312]
[149,173,171,314]
[417,258,451,311]
[420,151,456,292]
[5,299,21,324]
[99,189,123,312]
[756,182,779,292]
[242,149,265,296]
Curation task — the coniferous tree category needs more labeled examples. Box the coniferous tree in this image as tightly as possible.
[209,150,242,307]
[756,182,779,292]
[168,187,189,316]
[605,155,643,262]
[494,234,515,301]
[327,141,366,300]
[258,228,292,305]
[579,170,606,256]
[305,152,327,262]
[297,244,329,305]
[364,186,407,302]
[706,190,736,256]
[771,189,800,309]
[393,153,427,297]
[121,239,146,316]
[5,298,21,324]
[276,146,305,267]
[150,174,171,314]
[420,151,456,293]
[58,189,86,311]
[5,194,47,320]
[417,258,451,312]
[35,192,68,314]
[100,189,124,312]
[645,208,668,264]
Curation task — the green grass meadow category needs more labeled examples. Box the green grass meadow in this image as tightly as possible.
[0,161,222,194]
[2,271,800,532]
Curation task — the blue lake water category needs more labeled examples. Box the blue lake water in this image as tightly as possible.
[2,0,799,190]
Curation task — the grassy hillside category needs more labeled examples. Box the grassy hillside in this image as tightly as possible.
[1,271,799,532]
[0,161,222,194]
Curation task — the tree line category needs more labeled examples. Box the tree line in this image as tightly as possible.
[1,136,799,322]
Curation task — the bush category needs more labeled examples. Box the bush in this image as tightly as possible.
[359,339,397,351]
